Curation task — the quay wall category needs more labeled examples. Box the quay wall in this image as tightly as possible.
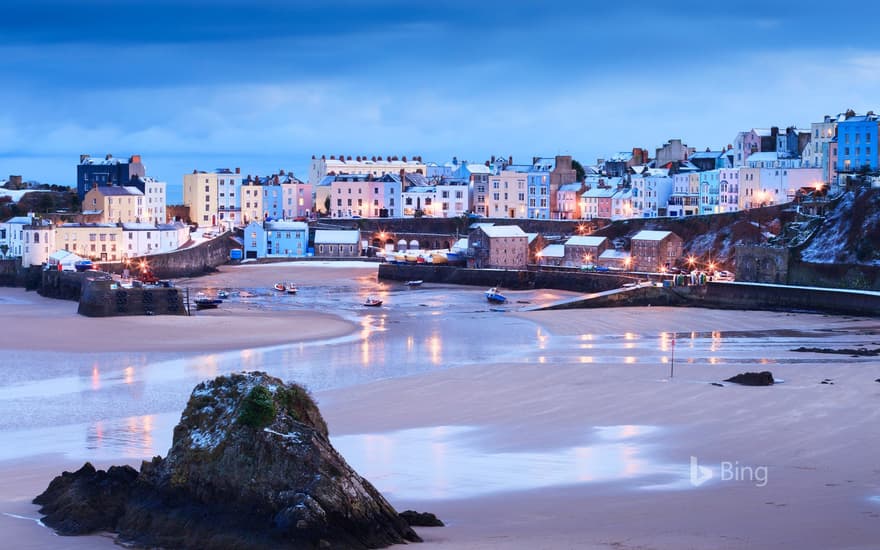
[377,263,632,292]
[78,278,188,317]
[542,282,880,317]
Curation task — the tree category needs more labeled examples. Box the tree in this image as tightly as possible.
[572,159,586,183]
[323,195,331,214]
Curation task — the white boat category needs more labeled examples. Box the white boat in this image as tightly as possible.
[485,287,507,304]
[363,296,383,307]
[404,280,423,287]
[285,283,298,294]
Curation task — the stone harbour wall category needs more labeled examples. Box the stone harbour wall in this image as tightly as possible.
[78,279,188,317]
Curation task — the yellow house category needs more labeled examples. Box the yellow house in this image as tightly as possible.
[241,181,264,223]
[183,171,219,227]
[83,186,143,223]
[56,223,124,262]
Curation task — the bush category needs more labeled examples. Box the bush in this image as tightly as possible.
[238,386,276,428]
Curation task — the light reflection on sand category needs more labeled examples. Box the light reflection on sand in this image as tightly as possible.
[332,424,687,500]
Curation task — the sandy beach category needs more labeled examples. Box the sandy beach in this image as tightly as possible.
[2,263,879,549]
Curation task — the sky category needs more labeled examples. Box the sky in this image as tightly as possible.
[2,0,880,201]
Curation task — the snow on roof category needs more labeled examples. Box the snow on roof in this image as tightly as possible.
[558,183,582,192]
[4,216,34,225]
[746,152,781,162]
[451,237,469,251]
[480,225,527,238]
[753,128,773,137]
[632,230,674,241]
[90,186,142,196]
[314,229,360,244]
[599,249,630,259]
[526,232,539,244]
[565,235,606,247]
[122,222,160,230]
[608,152,634,162]
[690,151,722,159]
[582,186,618,198]
[464,163,491,174]
[265,221,308,231]
[538,244,565,258]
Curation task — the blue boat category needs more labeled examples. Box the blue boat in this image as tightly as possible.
[485,287,507,304]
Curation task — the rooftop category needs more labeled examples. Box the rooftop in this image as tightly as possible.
[632,230,674,241]
[565,235,606,247]
[314,229,360,244]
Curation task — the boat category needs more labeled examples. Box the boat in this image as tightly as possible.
[285,283,298,294]
[404,280,423,287]
[430,252,448,265]
[363,296,383,307]
[193,294,222,310]
[74,259,94,272]
[217,290,229,299]
[405,252,420,263]
[485,287,507,304]
[273,282,285,292]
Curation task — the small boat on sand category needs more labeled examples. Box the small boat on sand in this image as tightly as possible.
[363,296,383,307]
[404,280,423,287]
[194,293,222,310]
[273,282,285,292]
[285,283,298,294]
[485,287,507,304]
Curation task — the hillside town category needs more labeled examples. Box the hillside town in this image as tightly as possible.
[0,109,878,274]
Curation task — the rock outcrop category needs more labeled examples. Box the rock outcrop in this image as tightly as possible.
[35,372,421,549]
[724,371,775,386]
[399,510,445,527]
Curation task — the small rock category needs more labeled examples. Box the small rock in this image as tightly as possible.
[400,510,445,527]
[724,371,774,386]
[875,378,880,383]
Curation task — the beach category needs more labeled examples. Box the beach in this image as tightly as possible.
[1,263,879,549]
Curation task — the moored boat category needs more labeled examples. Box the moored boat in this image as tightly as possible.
[273,282,285,292]
[430,252,448,264]
[485,287,507,304]
[363,296,383,307]
[194,293,222,310]
[285,283,298,294]
[217,290,229,299]
[404,280,423,287]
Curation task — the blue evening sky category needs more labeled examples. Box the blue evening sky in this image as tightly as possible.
[2,0,879,200]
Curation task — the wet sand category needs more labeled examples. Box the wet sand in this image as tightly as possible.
[2,263,880,549]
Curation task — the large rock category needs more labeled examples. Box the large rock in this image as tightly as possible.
[724,371,775,386]
[35,372,421,549]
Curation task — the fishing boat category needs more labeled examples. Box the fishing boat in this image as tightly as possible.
[485,287,507,304]
[404,280,423,287]
[363,296,383,307]
[273,282,285,292]
[285,283,298,294]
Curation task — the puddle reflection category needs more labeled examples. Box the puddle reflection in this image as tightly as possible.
[333,424,686,500]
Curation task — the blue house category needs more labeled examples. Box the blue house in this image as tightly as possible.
[836,113,879,173]
[243,220,308,259]
[76,154,146,200]
[527,157,554,219]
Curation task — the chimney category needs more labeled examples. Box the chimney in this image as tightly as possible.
[485,160,490,166]
[235,167,240,174]
[279,169,285,176]
[130,154,141,163]
[509,156,513,165]
[79,154,89,163]
[399,169,405,179]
